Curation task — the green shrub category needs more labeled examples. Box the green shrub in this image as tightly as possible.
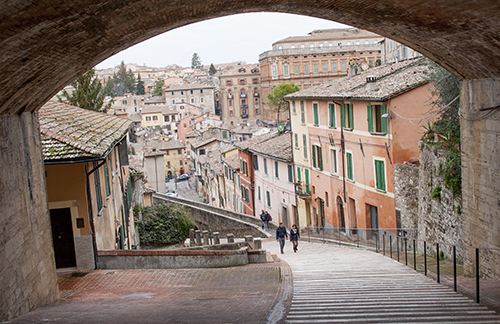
[135,203,194,246]
[431,185,441,200]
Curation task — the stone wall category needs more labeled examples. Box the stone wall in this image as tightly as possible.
[417,143,463,260]
[0,112,59,321]
[460,79,500,279]
[154,193,276,238]
[394,163,419,239]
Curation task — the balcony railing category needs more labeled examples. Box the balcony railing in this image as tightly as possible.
[295,182,311,197]
[259,44,382,59]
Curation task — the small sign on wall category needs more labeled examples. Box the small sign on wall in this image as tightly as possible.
[76,218,85,228]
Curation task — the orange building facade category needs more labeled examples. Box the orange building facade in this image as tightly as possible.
[287,58,435,238]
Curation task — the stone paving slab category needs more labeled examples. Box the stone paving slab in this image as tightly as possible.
[3,264,283,324]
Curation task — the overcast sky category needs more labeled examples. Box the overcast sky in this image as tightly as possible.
[96,13,349,70]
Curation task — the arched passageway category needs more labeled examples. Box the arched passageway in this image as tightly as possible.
[1,0,500,321]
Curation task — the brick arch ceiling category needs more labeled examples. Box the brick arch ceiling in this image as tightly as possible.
[1,0,499,114]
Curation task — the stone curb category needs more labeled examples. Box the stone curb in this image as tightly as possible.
[265,257,293,324]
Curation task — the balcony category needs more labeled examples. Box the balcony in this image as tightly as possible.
[295,182,311,198]
[254,92,259,97]
[241,114,249,119]
[240,93,247,98]
[227,93,233,99]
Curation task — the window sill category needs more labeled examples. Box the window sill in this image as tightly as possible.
[346,178,355,183]
[370,132,388,136]
[328,126,337,129]
[375,188,387,193]
[330,173,339,178]
[343,128,353,131]
[313,124,319,127]
[294,147,300,150]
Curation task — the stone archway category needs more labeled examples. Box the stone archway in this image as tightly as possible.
[1,1,500,321]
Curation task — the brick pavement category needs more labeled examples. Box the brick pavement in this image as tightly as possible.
[4,262,285,324]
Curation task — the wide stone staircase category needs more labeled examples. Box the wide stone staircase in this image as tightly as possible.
[262,240,500,323]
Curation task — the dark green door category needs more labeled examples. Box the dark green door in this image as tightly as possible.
[50,208,77,269]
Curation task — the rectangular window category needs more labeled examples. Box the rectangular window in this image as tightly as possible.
[275,161,279,178]
[171,115,175,121]
[341,61,347,72]
[288,164,293,182]
[304,64,309,74]
[332,62,337,72]
[283,64,289,77]
[297,167,301,181]
[258,186,261,201]
[272,65,278,78]
[266,190,271,207]
[341,103,354,129]
[294,133,299,148]
[223,131,228,139]
[294,65,299,75]
[367,104,387,134]
[329,103,336,127]
[104,162,111,197]
[300,101,305,124]
[146,116,151,121]
[375,159,386,191]
[253,155,258,170]
[312,144,323,170]
[322,63,328,73]
[303,135,308,159]
[292,101,296,114]
[313,103,319,126]
[346,152,353,181]
[164,115,169,122]
[242,160,248,176]
[153,116,158,121]
[330,149,338,174]
[93,161,103,211]
[263,158,268,174]
[313,64,318,74]
[305,169,310,194]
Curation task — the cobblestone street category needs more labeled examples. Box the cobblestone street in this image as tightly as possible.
[5,263,283,324]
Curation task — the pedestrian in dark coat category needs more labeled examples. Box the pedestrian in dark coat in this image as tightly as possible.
[276,223,288,254]
[260,210,267,230]
[265,211,271,228]
[290,224,300,252]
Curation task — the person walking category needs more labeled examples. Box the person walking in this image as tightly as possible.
[276,222,288,254]
[260,210,267,230]
[265,211,271,229]
[290,224,300,252]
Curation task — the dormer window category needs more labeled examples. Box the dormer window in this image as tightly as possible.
[238,68,246,73]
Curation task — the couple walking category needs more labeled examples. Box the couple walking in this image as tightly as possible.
[276,223,300,254]
[260,210,271,230]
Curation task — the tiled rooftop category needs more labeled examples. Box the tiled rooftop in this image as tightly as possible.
[39,101,132,161]
[233,133,273,150]
[286,58,431,101]
[223,153,240,170]
[274,28,380,44]
[249,133,292,162]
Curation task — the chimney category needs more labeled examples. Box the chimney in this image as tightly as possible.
[366,76,377,91]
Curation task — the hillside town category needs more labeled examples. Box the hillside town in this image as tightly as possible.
[3,4,500,323]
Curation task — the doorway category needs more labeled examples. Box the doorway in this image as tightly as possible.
[368,204,379,239]
[282,205,288,229]
[50,208,77,269]
[337,196,345,232]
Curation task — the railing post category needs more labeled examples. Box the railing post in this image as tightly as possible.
[322,227,325,244]
[338,226,341,246]
[476,248,480,303]
[383,234,386,256]
[397,236,400,262]
[424,241,427,276]
[413,240,416,271]
[357,229,359,248]
[308,227,310,243]
[390,236,392,259]
[405,238,408,265]
[453,245,457,292]
[436,243,440,283]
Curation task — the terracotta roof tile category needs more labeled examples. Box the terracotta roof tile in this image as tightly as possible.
[39,101,132,161]
[249,133,293,162]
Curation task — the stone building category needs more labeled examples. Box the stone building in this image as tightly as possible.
[40,100,135,271]
[259,28,383,122]
[163,81,215,115]
[381,39,422,64]
[219,63,262,126]
[286,58,436,238]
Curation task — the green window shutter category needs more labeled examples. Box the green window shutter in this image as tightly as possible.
[305,169,310,194]
[349,104,354,129]
[376,160,386,190]
[312,145,317,168]
[340,104,346,128]
[367,105,373,133]
[223,131,227,139]
[294,133,298,147]
[266,191,271,207]
[381,105,387,134]
[329,103,335,127]
[297,167,301,181]
[258,186,261,201]
[346,152,353,180]
[313,103,319,125]
[275,161,279,178]
[288,164,293,182]
[104,162,111,197]
[303,135,308,159]
[318,146,323,170]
